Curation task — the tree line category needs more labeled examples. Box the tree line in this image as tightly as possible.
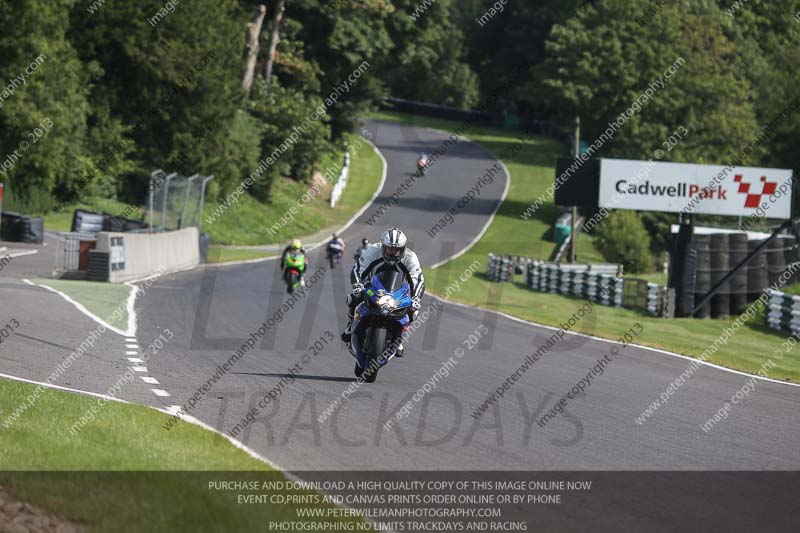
[0,0,798,224]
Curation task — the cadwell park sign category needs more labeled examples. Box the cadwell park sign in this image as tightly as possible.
[599,159,793,219]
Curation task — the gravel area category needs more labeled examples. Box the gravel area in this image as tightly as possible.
[0,486,84,533]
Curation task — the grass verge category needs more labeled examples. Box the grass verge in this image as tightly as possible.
[0,379,370,532]
[29,278,131,330]
[373,110,800,382]
[41,132,383,246]
[207,246,276,264]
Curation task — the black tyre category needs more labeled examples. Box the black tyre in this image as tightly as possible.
[354,360,378,382]
[361,325,387,383]
[287,272,298,294]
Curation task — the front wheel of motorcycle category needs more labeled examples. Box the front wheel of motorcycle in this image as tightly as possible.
[355,361,379,383]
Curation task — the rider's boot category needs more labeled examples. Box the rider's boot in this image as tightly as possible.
[394,325,409,357]
[341,315,353,343]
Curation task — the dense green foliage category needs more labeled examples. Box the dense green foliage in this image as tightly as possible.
[0,0,389,211]
[593,210,654,273]
[379,0,479,108]
[1,0,799,247]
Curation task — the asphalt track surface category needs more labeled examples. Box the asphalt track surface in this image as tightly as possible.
[3,120,800,473]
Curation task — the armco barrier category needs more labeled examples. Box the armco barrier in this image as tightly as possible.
[94,227,199,283]
[766,289,800,336]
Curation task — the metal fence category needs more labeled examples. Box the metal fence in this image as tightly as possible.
[53,169,212,277]
[148,170,213,232]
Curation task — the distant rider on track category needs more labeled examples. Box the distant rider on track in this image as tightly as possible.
[353,238,370,262]
[341,228,424,357]
[326,233,346,268]
[416,152,429,176]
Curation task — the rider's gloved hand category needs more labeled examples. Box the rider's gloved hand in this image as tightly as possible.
[411,296,421,311]
[352,282,364,297]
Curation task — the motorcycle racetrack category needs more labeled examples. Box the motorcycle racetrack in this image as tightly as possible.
[4,119,800,530]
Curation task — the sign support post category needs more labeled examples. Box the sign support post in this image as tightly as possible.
[569,116,580,263]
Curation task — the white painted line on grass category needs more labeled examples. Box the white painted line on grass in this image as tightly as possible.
[0,372,133,404]
[21,279,137,337]
[0,371,375,525]
[0,371,274,467]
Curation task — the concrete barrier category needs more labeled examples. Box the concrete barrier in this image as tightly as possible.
[95,227,199,283]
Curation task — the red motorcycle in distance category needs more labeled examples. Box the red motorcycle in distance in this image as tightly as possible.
[416,155,429,177]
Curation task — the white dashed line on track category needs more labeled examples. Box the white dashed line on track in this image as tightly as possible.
[140,376,159,384]
[127,357,144,363]
[132,366,148,372]
[151,389,171,397]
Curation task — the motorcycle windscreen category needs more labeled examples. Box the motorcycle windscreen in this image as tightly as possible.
[370,274,412,308]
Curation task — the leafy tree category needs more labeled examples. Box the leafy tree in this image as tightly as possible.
[542,0,760,165]
[468,0,583,115]
[594,210,653,273]
[69,0,256,199]
[380,0,479,108]
[245,79,331,200]
[723,0,800,175]
[284,0,394,137]
[0,0,90,211]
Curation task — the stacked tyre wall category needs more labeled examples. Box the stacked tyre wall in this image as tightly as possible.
[765,290,800,336]
[689,232,798,319]
[486,254,671,316]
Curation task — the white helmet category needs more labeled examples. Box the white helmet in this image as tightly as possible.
[381,227,407,265]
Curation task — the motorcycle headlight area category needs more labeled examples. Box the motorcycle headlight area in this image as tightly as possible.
[377,295,397,309]
[375,294,397,315]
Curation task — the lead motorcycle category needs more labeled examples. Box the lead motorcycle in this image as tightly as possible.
[348,268,413,382]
